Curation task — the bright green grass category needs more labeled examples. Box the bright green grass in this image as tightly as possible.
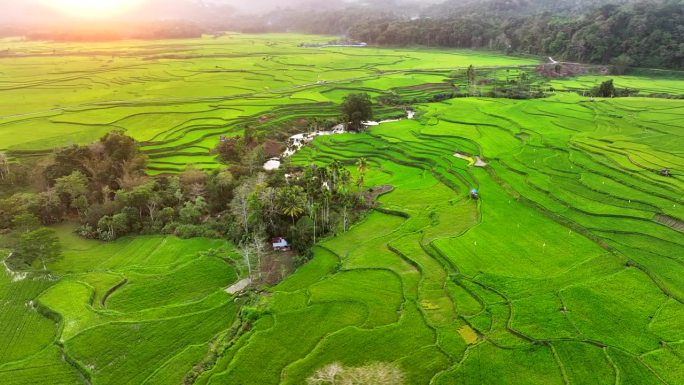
[0,346,82,385]
[211,93,683,384]
[549,75,684,95]
[5,34,679,175]
[1,35,683,385]
[0,272,56,364]
[308,269,404,327]
[0,228,239,385]
[0,34,539,168]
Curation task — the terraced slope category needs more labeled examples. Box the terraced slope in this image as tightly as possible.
[3,35,679,175]
[0,228,240,385]
[0,34,537,173]
[196,93,684,384]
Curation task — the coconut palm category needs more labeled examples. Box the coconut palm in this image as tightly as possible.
[279,186,306,225]
[339,168,352,191]
[306,201,321,244]
[329,160,342,190]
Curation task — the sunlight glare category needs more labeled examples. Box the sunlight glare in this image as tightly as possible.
[42,0,144,19]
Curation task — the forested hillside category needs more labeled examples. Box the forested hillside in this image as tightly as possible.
[246,0,684,69]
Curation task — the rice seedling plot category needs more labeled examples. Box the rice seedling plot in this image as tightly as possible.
[0,34,537,171]
[0,232,240,385]
[190,92,684,384]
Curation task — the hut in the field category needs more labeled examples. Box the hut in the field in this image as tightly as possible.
[272,237,290,252]
[659,168,671,177]
[470,189,480,200]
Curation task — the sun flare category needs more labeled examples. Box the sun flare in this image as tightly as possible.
[41,0,144,19]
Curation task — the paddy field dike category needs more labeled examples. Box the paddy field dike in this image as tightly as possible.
[1,34,683,385]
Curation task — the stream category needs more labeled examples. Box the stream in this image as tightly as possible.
[264,110,415,170]
[3,253,28,282]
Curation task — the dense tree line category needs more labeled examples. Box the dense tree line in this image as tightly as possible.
[352,1,683,69]
[421,0,640,18]
[244,0,683,70]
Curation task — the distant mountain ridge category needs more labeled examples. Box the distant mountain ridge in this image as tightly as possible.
[422,0,640,17]
[241,0,683,70]
[0,0,681,70]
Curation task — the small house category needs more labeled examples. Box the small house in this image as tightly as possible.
[659,168,671,177]
[470,189,480,200]
[272,237,290,252]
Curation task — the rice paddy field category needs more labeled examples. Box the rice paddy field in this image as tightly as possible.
[193,91,684,384]
[548,74,684,96]
[0,225,240,385]
[1,34,684,384]
[0,33,539,173]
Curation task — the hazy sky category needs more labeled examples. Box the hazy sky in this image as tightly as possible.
[0,0,446,25]
[1,0,333,15]
[0,0,232,23]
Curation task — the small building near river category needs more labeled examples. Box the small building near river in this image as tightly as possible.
[272,237,290,252]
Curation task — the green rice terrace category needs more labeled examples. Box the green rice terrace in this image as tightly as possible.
[1,34,684,385]
[0,33,537,172]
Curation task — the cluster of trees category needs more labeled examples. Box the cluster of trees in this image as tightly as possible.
[1,121,372,272]
[214,125,269,172]
[0,153,29,193]
[588,79,639,97]
[3,217,62,271]
[1,131,146,229]
[456,65,547,99]
[595,79,617,97]
[1,94,384,274]
[342,93,374,131]
[229,158,370,276]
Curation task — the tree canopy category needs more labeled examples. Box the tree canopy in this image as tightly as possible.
[15,228,62,270]
[341,93,373,131]
[240,0,684,70]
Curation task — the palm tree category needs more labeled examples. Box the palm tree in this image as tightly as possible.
[279,186,306,225]
[338,189,354,232]
[283,203,304,225]
[339,168,352,192]
[307,201,320,244]
[329,160,342,191]
[317,166,330,189]
[321,188,332,229]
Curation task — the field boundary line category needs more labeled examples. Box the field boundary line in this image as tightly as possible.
[550,343,571,385]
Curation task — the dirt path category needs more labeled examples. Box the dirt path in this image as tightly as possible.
[225,278,252,294]
[656,214,684,232]
[454,152,488,167]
